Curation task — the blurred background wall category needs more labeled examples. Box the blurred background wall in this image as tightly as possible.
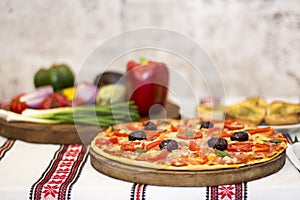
[0,0,299,101]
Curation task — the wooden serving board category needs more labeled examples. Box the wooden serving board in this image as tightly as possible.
[0,102,180,144]
[90,149,286,187]
[0,119,101,144]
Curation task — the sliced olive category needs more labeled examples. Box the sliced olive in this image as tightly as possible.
[207,138,228,151]
[159,139,179,152]
[230,131,249,141]
[144,121,157,130]
[200,121,214,129]
[128,130,146,141]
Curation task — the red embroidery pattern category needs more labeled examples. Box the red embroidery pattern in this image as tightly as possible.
[0,139,15,161]
[207,183,247,200]
[131,183,147,200]
[30,144,88,200]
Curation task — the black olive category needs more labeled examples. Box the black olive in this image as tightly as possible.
[128,130,147,141]
[94,71,124,88]
[144,121,157,130]
[159,139,179,152]
[200,121,214,129]
[207,138,228,151]
[230,131,249,141]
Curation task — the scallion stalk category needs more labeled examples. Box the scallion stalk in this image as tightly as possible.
[6,101,140,127]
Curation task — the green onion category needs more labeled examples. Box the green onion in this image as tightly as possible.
[9,101,140,127]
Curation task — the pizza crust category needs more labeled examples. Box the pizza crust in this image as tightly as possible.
[90,137,286,171]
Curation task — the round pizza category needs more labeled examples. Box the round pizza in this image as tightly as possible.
[90,118,287,170]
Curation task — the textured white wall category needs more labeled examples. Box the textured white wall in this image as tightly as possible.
[0,0,299,101]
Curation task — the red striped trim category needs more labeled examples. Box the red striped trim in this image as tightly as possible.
[30,144,88,200]
[0,139,15,161]
[131,183,147,200]
[206,183,247,200]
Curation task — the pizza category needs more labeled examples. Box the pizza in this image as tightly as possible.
[90,118,287,170]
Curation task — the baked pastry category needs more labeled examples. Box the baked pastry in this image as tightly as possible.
[225,101,266,125]
[243,96,268,109]
[265,101,300,125]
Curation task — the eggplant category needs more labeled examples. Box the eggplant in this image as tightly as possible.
[94,71,124,88]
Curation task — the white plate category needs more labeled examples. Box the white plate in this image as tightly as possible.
[286,143,300,171]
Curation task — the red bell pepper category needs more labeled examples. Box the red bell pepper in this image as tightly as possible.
[125,58,169,116]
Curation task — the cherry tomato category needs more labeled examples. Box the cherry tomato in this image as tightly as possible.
[39,93,70,109]
[9,93,28,114]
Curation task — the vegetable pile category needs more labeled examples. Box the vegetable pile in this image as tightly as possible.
[4,63,140,127]
[4,58,169,126]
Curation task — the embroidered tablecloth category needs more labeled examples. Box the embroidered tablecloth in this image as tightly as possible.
[0,135,300,200]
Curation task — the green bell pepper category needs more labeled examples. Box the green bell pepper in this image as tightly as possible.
[34,64,75,91]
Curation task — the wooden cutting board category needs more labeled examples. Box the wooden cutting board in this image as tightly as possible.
[0,102,180,144]
[90,149,286,187]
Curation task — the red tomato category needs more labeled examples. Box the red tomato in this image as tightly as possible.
[170,123,178,132]
[189,140,200,151]
[113,130,128,137]
[121,141,145,152]
[39,93,70,109]
[39,97,53,109]
[9,93,28,114]
[10,101,28,114]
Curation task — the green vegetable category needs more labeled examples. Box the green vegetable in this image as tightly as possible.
[11,101,139,127]
[215,149,230,157]
[264,139,281,143]
[135,148,148,154]
[34,64,75,91]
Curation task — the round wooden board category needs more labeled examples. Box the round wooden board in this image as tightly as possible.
[0,102,180,144]
[90,149,286,187]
